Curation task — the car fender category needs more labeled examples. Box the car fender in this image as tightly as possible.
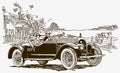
[54,43,79,59]
[8,44,24,59]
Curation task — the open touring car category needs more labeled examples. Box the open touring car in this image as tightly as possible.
[8,32,102,70]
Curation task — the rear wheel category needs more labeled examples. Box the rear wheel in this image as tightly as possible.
[12,49,24,66]
[37,60,48,66]
[61,48,77,70]
[87,47,102,66]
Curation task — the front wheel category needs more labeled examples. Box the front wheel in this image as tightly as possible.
[12,49,24,66]
[61,48,77,70]
[87,47,102,66]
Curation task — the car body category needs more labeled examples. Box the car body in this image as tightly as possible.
[8,32,102,70]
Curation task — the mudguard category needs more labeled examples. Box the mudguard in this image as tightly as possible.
[8,44,24,59]
[54,43,79,59]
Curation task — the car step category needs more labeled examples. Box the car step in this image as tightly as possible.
[24,58,53,61]
[79,54,105,59]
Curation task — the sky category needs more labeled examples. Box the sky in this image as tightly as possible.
[1,0,120,30]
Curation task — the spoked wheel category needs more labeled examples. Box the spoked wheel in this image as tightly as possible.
[12,49,24,66]
[61,48,77,70]
[37,60,48,66]
[87,47,102,66]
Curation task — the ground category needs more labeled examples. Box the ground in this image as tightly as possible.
[0,43,120,73]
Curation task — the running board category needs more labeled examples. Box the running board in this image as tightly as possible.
[31,54,56,56]
[24,58,53,61]
[79,54,105,59]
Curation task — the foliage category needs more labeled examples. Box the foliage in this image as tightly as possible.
[2,2,46,35]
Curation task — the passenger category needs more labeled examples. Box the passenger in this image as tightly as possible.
[43,32,51,41]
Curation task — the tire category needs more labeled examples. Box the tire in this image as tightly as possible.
[61,48,77,70]
[87,47,102,66]
[37,60,48,66]
[12,49,24,66]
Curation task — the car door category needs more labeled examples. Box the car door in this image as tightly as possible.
[29,43,57,58]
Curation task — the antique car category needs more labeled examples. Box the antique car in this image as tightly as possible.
[8,32,102,70]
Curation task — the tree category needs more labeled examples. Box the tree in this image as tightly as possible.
[12,2,46,34]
